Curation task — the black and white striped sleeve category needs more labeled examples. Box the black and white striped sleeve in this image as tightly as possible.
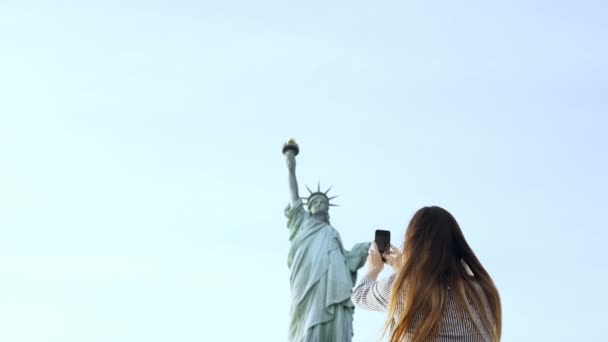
[351,273,396,312]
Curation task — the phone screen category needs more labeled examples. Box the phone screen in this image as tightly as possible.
[375,229,391,262]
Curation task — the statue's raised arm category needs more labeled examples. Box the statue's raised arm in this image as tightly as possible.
[283,139,300,206]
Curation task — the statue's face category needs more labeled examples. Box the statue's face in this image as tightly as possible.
[308,196,329,214]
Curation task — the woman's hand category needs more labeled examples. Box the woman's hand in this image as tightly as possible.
[367,241,385,277]
[384,244,403,270]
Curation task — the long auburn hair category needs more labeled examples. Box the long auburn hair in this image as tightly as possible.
[382,206,502,342]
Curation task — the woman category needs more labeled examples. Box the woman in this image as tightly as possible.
[352,206,502,342]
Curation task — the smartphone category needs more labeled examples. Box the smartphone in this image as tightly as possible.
[375,229,391,262]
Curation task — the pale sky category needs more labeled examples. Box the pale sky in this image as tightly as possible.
[0,1,606,341]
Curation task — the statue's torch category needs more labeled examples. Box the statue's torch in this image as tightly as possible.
[282,138,300,157]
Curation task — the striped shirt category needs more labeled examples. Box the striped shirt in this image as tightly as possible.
[352,274,493,342]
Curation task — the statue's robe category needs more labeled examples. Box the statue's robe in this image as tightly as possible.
[285,199,364,342]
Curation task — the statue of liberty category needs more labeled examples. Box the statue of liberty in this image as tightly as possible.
[282,139,370,342]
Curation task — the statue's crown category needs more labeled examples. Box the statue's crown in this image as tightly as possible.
[303,181,339,207]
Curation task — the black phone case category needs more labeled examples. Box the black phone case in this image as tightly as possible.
[375,230,391,262]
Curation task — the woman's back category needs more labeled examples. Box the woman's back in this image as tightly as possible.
[404,285,492,341]
[353,274,493,342]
